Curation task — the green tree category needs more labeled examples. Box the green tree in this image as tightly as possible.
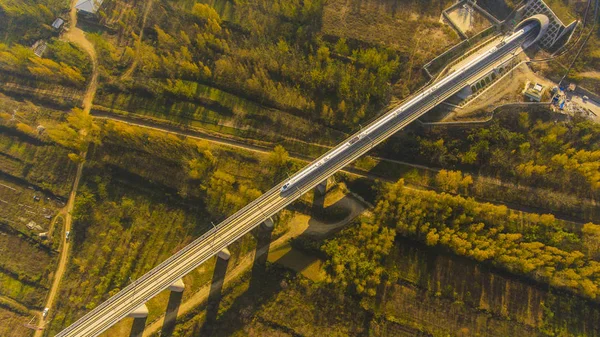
[322,221,395,296]
[154,25,177,51]
[316,45,330,63]
[184,150,216,181]
[205,170,261,217]
[191,3,221,24]
[15,122,34,135]
[334,38,350,56]
[265,145,291,182]
[48,108,101,159]
[435,170,472,194]
[582,223,600,259]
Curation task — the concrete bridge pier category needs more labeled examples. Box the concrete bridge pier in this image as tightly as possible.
[217,248,231,261]
[129,317,147,337]
[261,216,275,231]
[168,278,185,292]
[315,176,335,196]
[313,176,336,213]
[203,247,231,334]
[161,279,185,336]
[128,304,149,318]
[128,304,149,337]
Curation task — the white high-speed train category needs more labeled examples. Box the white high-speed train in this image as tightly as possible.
[280,23,535,194]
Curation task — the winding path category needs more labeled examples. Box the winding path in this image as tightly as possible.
[120,0,154,80]
[35,1,99,335]
[140,190,366,337]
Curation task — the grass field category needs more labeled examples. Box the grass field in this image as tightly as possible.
[322,0,458,54]
[0,230,55,284]
[0,94,77,196]
[0,97,69,336]
[0,132,76,196]
[0,305,33,337]
[544,0,578,24]
[0,271,45,309]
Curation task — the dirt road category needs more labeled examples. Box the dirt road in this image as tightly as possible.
[94,113,594,225]
[92,112,436,175]
[35,1,98,334]
[35,168,83,336]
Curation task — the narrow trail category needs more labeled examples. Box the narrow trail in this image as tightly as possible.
[36,159,86,336]
[93,114,592,225]
[64,0,98,113]
[35,1,99,335]
[92,112,434,173]
[120,0,154,80]
[47,214,65,239]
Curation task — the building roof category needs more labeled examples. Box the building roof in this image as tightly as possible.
[75,0,104,14]
[52,18,64,29]
[32,40,47,57]
[524,82,546,102]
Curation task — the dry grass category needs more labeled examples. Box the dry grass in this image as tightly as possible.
[322,0,459,58]
[446,4,492,37]
[0,232,54,284]
[0,307,33,337]
[544,0,578,24]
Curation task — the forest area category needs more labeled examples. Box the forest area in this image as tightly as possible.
[326,179,600,301]
[90,0,399,127]
[0,0,91,91]
[165,173,600,337]
[0,0,600,336]
[0,0,68,43]
[75,0,460,147]
[382,109,600,219]
[43,120,295,335]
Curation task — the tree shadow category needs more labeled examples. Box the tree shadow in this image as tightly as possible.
[201,191,363,336]
[129,316,147,337]
[190,187,369,335]
[273,191,365,282]
[159,290,184,337]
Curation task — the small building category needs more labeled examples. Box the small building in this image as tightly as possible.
[75,0,104,16]
[27,221,43,231]
[31,40,47,57]
[51,18,64,30]
[523,81,546,102]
